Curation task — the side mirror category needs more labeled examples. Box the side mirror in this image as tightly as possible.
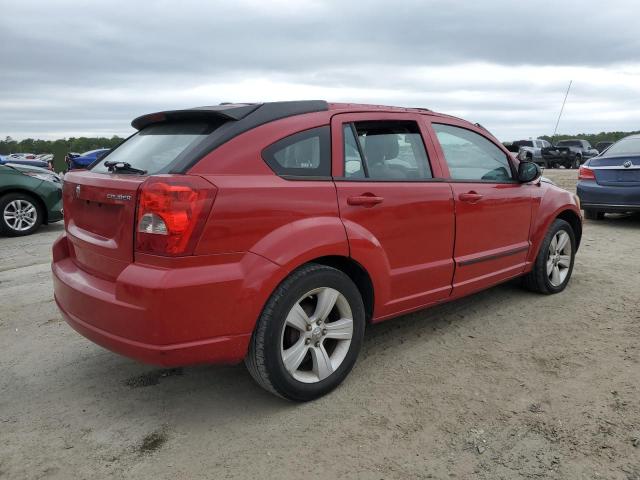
[517,161,542,183]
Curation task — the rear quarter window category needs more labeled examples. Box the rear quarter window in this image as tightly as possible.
[262,126,331,178]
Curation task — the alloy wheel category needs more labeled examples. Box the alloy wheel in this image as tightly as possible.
[280,287,354,383]
[546,230,572,287]
[3,199,37,232]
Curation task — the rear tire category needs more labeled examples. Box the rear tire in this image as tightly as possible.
[572,156,581,169]
[0,193,43,237]
[522,219,576,294]
[245,263,365,401]
[584,209,605,220]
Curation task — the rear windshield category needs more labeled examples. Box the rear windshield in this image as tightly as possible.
[601,137,640,157]
[515,140,533,147]
[91,122,216,174]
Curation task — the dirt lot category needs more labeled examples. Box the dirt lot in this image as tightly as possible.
[1,169,639,480]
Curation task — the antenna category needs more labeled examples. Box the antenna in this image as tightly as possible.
[551,80,572,143]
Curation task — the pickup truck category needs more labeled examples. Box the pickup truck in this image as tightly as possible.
[506,139,552,166]
[541,139,599,169]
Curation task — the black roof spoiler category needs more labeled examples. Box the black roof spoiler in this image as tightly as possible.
[131,100,328,130]
[131,103,262,130]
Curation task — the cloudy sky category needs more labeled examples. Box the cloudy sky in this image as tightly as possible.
[2,0,640,141]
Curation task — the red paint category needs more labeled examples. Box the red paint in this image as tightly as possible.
[52,103,581,367]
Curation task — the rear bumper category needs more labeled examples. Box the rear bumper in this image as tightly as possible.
[56,298,251,366]
[577,181,640,211]
[52,234,280,366]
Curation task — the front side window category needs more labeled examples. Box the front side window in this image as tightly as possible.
[432,124,513,182]
[343,121,432,180]
[263,126,330,177]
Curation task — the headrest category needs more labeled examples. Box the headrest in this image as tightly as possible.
[365,133,399,164]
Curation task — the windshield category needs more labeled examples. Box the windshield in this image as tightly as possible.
[91,122,216,174]
[556,140,582,147]
[516,140,533,147]
[602,136,640,157]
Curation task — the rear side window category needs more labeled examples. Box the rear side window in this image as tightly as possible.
[433,123,513,182]
[343,121,432,180]
[262,126,330,178]
[91,122,216,174]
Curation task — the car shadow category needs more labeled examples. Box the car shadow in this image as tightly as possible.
[591,213,640,228]
[588,212,640,229]
[40,222,65,234]
[58,280,531,423]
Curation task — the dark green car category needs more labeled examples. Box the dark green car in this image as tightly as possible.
[0,164,63,236]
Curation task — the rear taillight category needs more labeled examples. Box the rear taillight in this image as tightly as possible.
[135,175,216,256]
[578,166,596,180]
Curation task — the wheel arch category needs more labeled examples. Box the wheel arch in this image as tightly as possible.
[556,209,582,249]
[309,255,375,323]
[0,188,48,224]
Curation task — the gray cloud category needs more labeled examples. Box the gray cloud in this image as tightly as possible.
[2,0,640,140]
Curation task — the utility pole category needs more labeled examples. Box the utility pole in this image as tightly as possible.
[551,80,572,144]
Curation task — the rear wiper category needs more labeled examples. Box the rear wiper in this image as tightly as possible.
[104,161,147,175]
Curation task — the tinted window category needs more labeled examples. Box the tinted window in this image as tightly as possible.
[92,122,216,174]
[433,124,513,181]
[263,126,330,177]
[343,121,432,180]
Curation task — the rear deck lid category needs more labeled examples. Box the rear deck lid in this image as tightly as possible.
[589,155,640,186]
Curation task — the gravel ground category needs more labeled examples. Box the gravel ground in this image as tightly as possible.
[1,169,639,480]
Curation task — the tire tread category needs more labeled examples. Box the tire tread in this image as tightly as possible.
[245,263,349,400]
[522,218,575,294]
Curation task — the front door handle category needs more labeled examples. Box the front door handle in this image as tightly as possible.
[347,194,384,207]
[459,191,484,203]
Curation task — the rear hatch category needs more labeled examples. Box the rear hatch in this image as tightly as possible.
[63,172,144,280]
[62,118,229,281]
[589,156,640,186]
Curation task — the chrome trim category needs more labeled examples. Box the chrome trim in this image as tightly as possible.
[582,203,640,208]
[588,165,640,170]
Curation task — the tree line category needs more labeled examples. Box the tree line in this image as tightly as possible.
[537,131,640,146]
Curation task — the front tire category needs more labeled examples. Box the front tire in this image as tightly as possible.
[0,193,43,237]
[245,263,365,401]
[522,219,576,294]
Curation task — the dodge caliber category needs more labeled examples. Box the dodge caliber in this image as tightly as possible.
[52,101,582,401]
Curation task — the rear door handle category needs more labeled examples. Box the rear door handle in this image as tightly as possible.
[347,194,384,207]
[459,191,484,203]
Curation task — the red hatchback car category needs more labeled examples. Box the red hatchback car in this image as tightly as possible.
[52,101,582,401]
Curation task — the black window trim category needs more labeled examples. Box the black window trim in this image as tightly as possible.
[348,122,370,178]
[432,122,518,184]
[339,119,436,182]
